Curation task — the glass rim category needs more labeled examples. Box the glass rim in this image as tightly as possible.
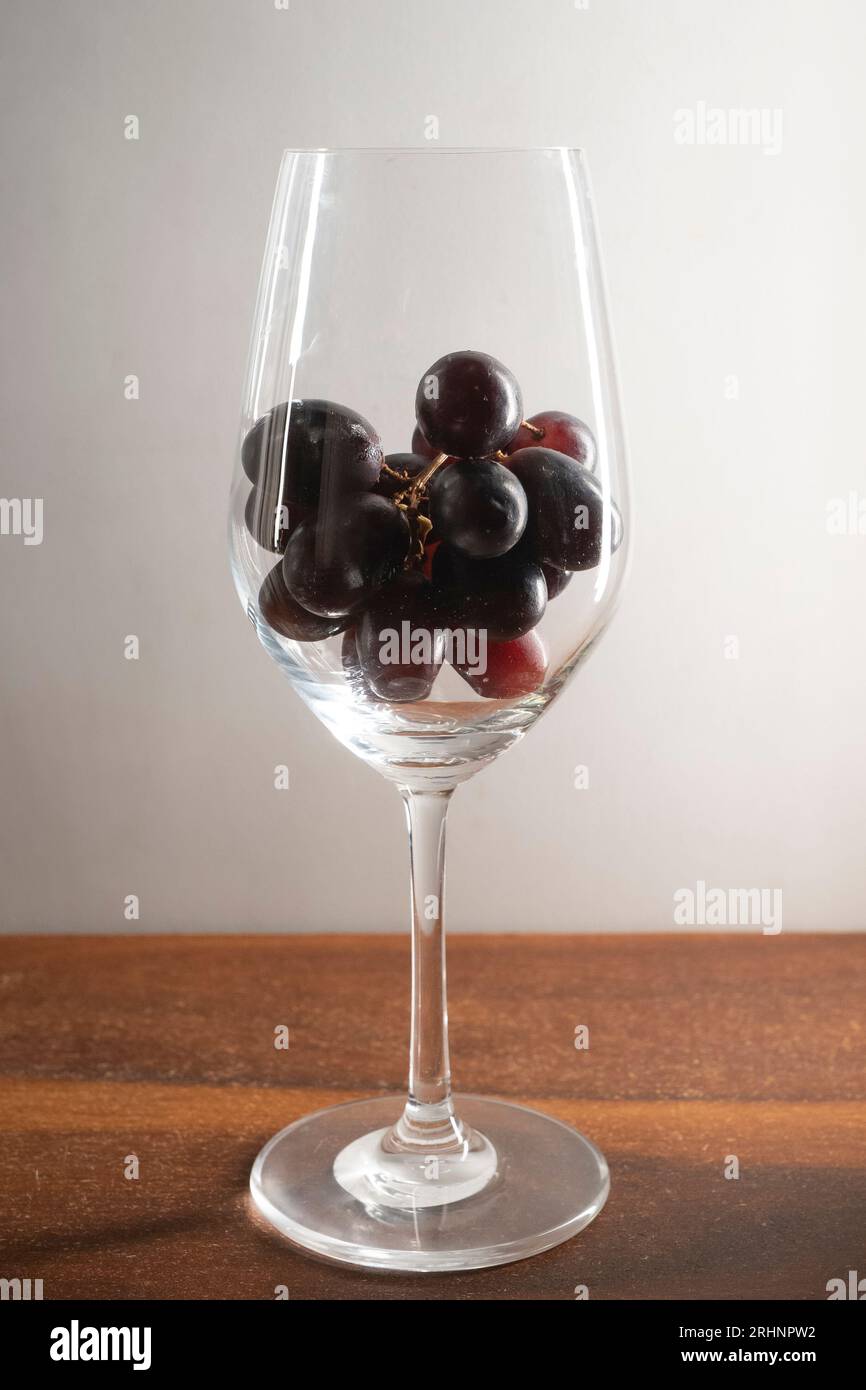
[279,145,586,157]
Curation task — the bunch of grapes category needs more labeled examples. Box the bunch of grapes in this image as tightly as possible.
[242,350,622,701]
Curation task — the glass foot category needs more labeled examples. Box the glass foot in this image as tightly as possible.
[250,1094,609,1272]
[333,1109,497,1210]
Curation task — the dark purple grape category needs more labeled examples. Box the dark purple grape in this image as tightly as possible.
[506,530,573,598]
[282,493,410,618]
[432,544,546,642]
[258,562,349,642]
[340,627,375,696]
[375,452,429,499]
[541,561,572,600]
[415,351,523,457]
[411,426,439,460]
[427,458,527,559]
[507,447,611,572]
[341,627,360,676]
[507,411,596,470]
[610,499,624,553]
[241,400,382,507]
[356,572,444,702]
[244,487,306,554]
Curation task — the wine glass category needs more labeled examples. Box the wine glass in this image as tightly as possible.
[229,148,630,1272]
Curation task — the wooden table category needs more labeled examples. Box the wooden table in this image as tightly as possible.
[1,933,864,1301]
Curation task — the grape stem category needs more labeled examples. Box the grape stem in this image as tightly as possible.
[403,451,449,505]
[521,419,544,439]
[391,453,448,568]
[380,460,412,482]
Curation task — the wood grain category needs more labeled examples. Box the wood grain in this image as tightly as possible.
[1,932,864,1300]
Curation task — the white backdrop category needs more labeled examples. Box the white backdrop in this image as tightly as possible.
[1,0,863,932]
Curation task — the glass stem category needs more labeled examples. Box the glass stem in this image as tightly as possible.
[389,786,465,1152]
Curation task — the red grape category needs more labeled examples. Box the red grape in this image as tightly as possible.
[454,629,547,699]
[421,538,440,581]
[415,350,523,457]
[507,410,596,470]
